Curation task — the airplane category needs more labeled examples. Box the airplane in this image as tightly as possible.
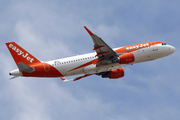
[6,26,176,81]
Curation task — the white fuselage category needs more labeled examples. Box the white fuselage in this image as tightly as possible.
[46,43,175,77]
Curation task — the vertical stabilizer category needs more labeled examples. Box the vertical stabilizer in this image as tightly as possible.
[6,42,41,66]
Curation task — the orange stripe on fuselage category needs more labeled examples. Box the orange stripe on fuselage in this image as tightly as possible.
[68,58,98,72]
[114,41,163,53]
[68,58,104,72]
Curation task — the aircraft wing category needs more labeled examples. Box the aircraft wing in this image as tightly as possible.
[60,74,92,82]
[84,26,118,66]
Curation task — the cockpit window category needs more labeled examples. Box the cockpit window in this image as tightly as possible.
[162,43,167,45]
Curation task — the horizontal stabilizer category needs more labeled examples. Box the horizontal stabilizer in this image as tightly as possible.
[17,62,35,73]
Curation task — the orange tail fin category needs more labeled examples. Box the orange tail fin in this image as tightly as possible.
[6,42,41,66]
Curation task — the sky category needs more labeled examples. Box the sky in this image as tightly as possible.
[0,0,180,120]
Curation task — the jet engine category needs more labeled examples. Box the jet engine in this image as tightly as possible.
[102,68,124,79]
[112,53,135,64]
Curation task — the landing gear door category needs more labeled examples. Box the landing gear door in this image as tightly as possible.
[43,63,50,72]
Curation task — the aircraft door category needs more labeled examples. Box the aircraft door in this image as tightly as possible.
[152,42,158,51]
[149,42,159,59]
[43,63,50,72]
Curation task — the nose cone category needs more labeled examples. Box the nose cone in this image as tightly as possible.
[168,45,176,54]
[169,46,176,54]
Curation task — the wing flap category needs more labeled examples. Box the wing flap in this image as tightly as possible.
[93,45,104,50]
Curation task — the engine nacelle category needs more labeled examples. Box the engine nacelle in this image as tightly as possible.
[102,68,124,79]
[112,53,135,64]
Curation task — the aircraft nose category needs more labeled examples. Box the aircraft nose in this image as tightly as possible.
[170,46,176,54]
[168,45,176,55]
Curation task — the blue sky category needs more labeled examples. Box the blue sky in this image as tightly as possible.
[0,0,180,120]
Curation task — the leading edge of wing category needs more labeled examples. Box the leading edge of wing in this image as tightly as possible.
[84,26,94,36]
[84,26,117,65]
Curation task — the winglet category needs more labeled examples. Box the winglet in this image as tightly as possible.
[84,26,94,36]
[17,62,35,73]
